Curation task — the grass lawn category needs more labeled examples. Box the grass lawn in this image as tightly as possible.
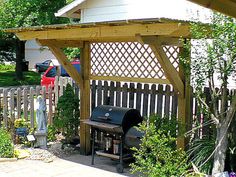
[0,70,41,87]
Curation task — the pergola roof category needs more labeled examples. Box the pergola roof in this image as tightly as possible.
[5,18,191,41]
[187,0,236,18]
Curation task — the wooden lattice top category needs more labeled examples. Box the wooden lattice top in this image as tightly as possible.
[91,42,179,83]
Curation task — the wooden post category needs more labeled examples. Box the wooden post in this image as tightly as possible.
[177,46,191,149]
[80,41,91,155]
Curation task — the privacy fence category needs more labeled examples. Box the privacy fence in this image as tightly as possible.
[0,76,235,139]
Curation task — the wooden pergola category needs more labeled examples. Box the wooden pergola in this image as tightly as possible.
[6,18,192,155]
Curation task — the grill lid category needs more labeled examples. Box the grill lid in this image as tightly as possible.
[90,105,142,133]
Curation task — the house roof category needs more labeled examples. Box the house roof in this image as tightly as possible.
[54,0,85,18]
[187,0,236,18]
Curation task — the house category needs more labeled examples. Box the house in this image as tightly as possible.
[25,40,56,70]
[55,0,211,23]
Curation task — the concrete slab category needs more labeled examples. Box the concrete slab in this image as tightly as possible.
[0,154,135,177]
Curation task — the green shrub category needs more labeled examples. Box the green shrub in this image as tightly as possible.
[130,115,189,177]
[0,128,14,158]
[54,84,80,142]
[187,136,215,174]
[47,125,57,142]
[0,64,15,71]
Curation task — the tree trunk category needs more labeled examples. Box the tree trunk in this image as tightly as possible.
[15,39,25,80]
[212,123,228,174]
[212,95,236,174]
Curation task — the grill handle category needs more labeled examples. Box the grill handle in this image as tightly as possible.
[98,116,111,121]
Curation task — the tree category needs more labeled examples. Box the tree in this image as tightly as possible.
[186,13,236,174]
[0,0,69,79]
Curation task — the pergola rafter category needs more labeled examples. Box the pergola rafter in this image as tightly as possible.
[6,18,192,154]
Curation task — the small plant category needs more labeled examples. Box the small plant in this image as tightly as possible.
[0,128,14,158]
[54,84,80,142]
[47,125,57,142]
[14,119,29,128]
[130,115,189,177]
[187,136,215,175]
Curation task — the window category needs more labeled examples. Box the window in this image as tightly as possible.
[46,67,56,77]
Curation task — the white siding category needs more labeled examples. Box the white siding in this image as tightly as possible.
[80,0,211,23]
[25,40,56,69]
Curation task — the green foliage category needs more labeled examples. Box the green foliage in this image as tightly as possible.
[0,64,15,71]
[0,0,69,63]
[187,136,215,174]
[14,119,29,128]
[47,125,57,142]
[182,13,236,174]
[0,128,14,158]
[54,84,80,142]
[130,115,189,177]
[63,48,80,61]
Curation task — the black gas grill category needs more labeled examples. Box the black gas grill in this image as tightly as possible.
[84,105,142,173]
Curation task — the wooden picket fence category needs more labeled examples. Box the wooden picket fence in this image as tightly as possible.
[90,80,178,118]
[0,76,77,129]
[0,76,235,139]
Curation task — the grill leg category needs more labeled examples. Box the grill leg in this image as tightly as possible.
[116,135,124,173]
[91,128,95,165]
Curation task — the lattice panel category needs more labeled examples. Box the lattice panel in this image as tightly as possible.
[91,42,179,79]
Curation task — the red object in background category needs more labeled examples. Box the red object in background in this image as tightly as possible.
[41,61,80,88]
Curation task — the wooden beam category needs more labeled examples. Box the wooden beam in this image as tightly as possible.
[139,36,184,97]
[187,0,236,18]
[79,41,91,155]
[16,23,190,41]
[37,39,84,48]
[136,34,184,46]
[43,43,82,86]
[177,46,191,150]
[90,75,171,85]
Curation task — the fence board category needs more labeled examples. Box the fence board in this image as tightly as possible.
[48,85,53,125]
[97,81,102,106]
[156,85,163,116]
[122,83,128,107]
[143,84,149,117]
[103,81,109,105]
[129,83,135,108]
[150,84,156,115]
[17,88,21,119]
[164,85,171,117]
[136,83,142,112]
[91,80,96,110]
[109,81,115,106]
[55,76,59,106]
[30,87,34,128]
[116,82,121,107]
[23,88,28,121]
[10,89,15,120]
[3,89,8,127]
[172,94,178,117]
